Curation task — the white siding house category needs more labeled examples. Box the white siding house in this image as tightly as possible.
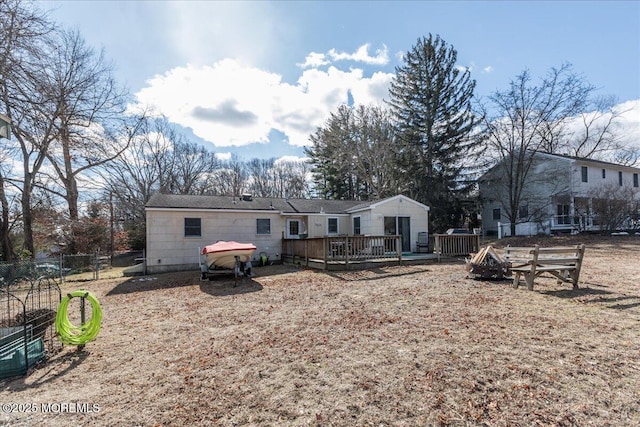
[347,195,430,253]
[479,152,640,236]
[145,194,429,273]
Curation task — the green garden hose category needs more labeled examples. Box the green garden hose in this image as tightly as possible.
[55,290,102,346]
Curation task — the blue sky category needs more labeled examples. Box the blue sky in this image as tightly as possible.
[45,0,640,160]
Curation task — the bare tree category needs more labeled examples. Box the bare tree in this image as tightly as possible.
[40,29,130,230]
[247,158,274,197]
[478,64,593,235]
[270,159,311,199]
[0,0,56,257]
[569,96,629,160]
[101,116,218,248]
[613,146,640,168]
[207,155,248,197]
[102,117,178,223]
[0,158,14,260]
[246,157,311,198]
[589,183,639,233]
[168,140,218,195]
[538,94,632,163]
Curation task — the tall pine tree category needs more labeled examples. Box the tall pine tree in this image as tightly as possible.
[387,34,481,231]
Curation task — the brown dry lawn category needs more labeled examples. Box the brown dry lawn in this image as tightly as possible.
[1,235,639,426]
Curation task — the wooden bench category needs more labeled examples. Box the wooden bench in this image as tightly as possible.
[504,244,586,291]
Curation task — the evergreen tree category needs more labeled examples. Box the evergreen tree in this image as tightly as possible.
[387,34,481,231]
[305,104,399,200]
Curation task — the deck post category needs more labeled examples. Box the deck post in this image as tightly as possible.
[305,239,309,267]
[323,237,327,270]
[344,236,349,268]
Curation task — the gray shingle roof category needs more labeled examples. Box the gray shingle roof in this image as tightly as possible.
[285,199,363,214]
[146,193,365,214]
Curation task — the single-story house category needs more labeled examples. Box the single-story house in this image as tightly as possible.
[144,193,430,274]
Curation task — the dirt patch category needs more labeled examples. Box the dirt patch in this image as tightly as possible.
[1,242,639,426]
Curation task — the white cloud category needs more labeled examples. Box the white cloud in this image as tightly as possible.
[274,155,308,164]
[328,43,389,65]
[615,99,640,149]
[297,52,330,69]
[456,61,476,73]
[135,59,394,148]
[215,152,232,161]
[297,44,390,70]
[456,62,493,75]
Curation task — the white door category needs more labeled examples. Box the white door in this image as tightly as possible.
[286,219,301,238]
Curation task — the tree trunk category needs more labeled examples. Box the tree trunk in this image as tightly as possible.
[21,182,34,257]
[61,127,79,222]
[0,177,14,260]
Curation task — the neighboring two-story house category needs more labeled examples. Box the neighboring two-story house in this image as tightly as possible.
[479,152,640,236]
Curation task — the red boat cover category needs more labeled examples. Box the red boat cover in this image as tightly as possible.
[201,241,257,255]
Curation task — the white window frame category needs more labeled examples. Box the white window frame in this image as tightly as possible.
[581,166,588,183]
[184,217,202,238]
[286,219,301,238]
[256,218,271,235]
[353,216,361,235]
[327,217,339,234]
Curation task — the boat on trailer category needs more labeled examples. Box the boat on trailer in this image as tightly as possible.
[200,241,256,281]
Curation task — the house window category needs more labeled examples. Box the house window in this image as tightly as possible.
[602,169,606,179]
[581,166,588,183]
[286,219,300,238]
[557,204,570,225]
[518,205,528,219]
[256,218,271,235]
[384,216,397,235]
[327,217,338,234]
[184,218,201,237]
[634,173,638,188]
[492,208,501,221]
[353,216,361,235]
[619,171,623,186]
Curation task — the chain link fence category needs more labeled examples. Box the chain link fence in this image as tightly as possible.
[0,252,112,283]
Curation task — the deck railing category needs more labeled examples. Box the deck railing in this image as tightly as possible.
[282,235,402,269]
[433,234,481,259]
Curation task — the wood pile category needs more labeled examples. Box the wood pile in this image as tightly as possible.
[466,245,511,279]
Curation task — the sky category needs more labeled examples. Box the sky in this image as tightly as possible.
[44,0,640,161]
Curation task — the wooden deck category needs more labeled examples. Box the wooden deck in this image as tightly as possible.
[282,235,403,270]
[282,235,474,270]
